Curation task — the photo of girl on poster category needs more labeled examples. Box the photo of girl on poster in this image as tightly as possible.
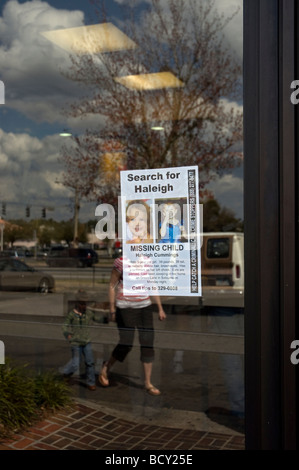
[156,198,188,243]
[126,200,153,244]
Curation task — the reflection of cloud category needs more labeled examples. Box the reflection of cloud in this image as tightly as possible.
[0,0,244,223]
[220,98,243,114]
[0,128,68,208]
[117,0,243,61]
[0,129,43,173]
[207,171,244,219]
[0,126,99,221]
[0,0,243,127]
[214,0,243,60]
[0,0,84,123]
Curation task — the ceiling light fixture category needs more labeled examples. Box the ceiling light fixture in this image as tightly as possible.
[115,71,184,90]
[41,23,137,54]
[59,131,72,137]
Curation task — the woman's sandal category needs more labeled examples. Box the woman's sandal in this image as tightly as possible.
[98,363,109,387]
[145,385,161,396]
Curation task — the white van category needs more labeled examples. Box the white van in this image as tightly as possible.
[201,232,244,307]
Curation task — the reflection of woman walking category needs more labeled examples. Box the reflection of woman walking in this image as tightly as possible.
[98,257,166,395]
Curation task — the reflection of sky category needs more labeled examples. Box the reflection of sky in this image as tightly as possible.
[207,166,244,219]
[0,0,243,221]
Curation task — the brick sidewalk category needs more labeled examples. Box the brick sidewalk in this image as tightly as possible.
[0,402,245,451]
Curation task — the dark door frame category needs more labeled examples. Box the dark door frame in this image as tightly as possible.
[244,0,297,449]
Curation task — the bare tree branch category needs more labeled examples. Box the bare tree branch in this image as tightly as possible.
[60,0,243,206]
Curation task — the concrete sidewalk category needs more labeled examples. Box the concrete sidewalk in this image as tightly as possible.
[0,399,245,451]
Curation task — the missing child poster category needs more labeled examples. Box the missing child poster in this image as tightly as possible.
[120,166,201,297]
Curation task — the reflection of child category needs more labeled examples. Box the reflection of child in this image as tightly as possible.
[126,200,153,244]
[61,290,108,390]
[159,202,187,243]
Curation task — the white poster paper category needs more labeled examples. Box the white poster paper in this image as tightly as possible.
[120,166,201,296]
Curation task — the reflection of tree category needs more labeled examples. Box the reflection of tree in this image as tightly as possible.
[203,199,243,232]
[38,227,53,247]
[3,219,88,247]
[61,0,242,206]
[2,221,23,247]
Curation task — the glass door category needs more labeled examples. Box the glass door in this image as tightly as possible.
[0,0,244,449]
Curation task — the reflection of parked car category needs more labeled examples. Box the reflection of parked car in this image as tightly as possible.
[201,232,244,308]
[14,247,33,257]
[36,248,50,258]
[201,232,244,287]
[46,247,99,267]
[0,250,14,258]
[0,258,55,293]
[0,249,26,259]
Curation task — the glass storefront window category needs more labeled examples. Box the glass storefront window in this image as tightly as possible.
[0,0,244,449]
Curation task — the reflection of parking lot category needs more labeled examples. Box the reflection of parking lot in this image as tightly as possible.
[0,291,64,316]
[0,258,55,293]
[0,291,244,435]
[0,292,244,354]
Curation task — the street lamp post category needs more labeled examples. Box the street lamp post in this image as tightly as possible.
[0,220,5,252]
[73,188,80,245]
